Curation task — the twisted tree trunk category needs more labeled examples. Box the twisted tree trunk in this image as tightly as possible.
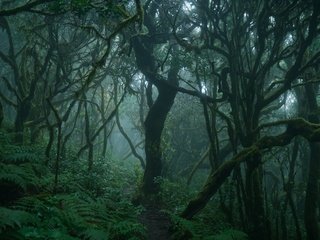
[132,34,179,194]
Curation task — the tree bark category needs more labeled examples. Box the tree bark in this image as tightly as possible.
[84,96,94,171]
[245,159,270,240]
[181,146,259,219]
[304,81,320,240]
[131,18,180,193]
[14,99,31,143]
[142,83,178,193]
[305,142,320,240]
[0,100,3,127]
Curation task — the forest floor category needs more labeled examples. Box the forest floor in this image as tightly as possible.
[139,203,172,240]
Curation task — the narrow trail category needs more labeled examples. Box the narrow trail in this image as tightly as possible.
[139,203,172,240]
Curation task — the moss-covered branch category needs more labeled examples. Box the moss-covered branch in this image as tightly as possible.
[181,118,320,219]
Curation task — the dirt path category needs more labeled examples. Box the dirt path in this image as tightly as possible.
[139,203,172,240]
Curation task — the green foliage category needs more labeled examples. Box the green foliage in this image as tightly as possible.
[169,213,196,239]
[156,177,195,212]
[0,133,47,204]
[204,229,248,240]
[0,138,44,165]
[0,187,145,240]
[157,177,247,239]
[2,151,39,163]
[59,153,140,197]
[168,213,248,240]
[0,131,145,240]
[0,163,44,190]
[111,220,145,240]
[0,164,27,192]
[0,207,38,232]
[0,129,246,240]
[81,228,109,240]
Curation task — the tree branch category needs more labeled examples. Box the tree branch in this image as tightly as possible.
[181,118,320,219]
[0,0,54,16]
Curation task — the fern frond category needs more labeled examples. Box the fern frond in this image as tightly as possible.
[14,196,47,213]
[18,227,79,240]
[110,220,146,240]
[205,229,248,240]
[2,152,39,164]
[0,173,27,192]
[0,136,44,165]
[0,207,39,233]
[0,131,10,145]
[0,163,42,194]
[0,231,24,240]
[80,228,110,240]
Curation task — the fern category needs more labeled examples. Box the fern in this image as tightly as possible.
[0,133,46,201]
[0,207,39,233]
[0,131,10,144]
[169,213,196,239]
[0,131,145,240]
[80,228,110,240]
[0,142,43,164]
[0,163,42,195]
[167,212,249,240]
[0,172,27,192]
[14,196,48,215]
[9,193,145,240]
[2,152,39,164]
[204,229,248,240]
[18,227,79,240]
[111,220,146,240]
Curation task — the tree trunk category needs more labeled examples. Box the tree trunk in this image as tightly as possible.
[304,81,320,240]
[304,142,320,240]
[142,84,177,194]
[14,100,31,143]
[0,100,3,127]
[131,28,180,194]
[245,159,270,240]
[47,99,62,194]
[181,147,259,219]
[45,125,54,166]
[84,97,94,171]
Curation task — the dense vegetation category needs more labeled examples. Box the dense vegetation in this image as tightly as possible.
[0,0,319,239]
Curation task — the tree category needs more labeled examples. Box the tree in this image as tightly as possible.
[131,0,182,194]
[1,1,320,239]
[173,1,320,240]
[0,15,53,143]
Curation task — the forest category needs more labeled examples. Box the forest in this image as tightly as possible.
[0,0,319,239]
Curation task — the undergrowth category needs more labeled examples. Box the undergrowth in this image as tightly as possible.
[0,131,145,240]
[157,177,248,240]
[0,129,248,240]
